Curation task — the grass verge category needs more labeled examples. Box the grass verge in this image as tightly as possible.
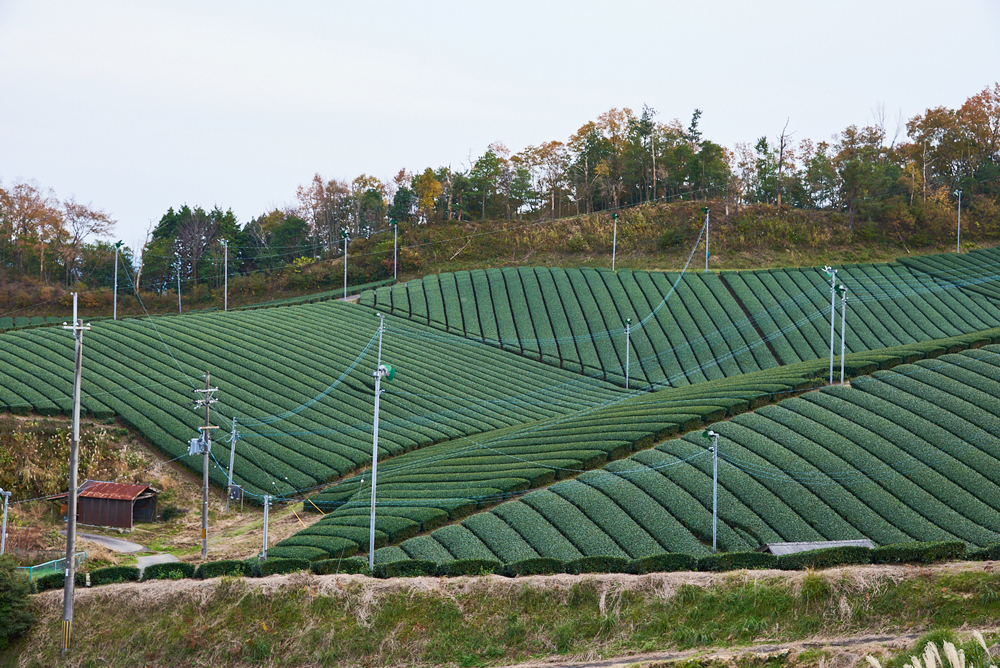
[4,562,1000,668]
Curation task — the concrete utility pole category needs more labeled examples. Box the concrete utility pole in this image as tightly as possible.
[0,487,10,555]
[61,293,89,654]
[193,372,219,561]
[261,495,270,560]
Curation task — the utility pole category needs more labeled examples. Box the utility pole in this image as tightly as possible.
[823,266,837,384]
[611,213,618,271]
[113,241,122,320]
[193,372,219,561]
[225,416,238,513]
[702,207,710,272]
[703,429,719,554]
[368,313,395,571]
[0,487,10,555]
[624,318,631,390]
[261,495,270,560]
[838,285,848,385]
[61,293,89,654]
[177,263,182,314]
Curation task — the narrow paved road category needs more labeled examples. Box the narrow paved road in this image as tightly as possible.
[62,531,180,575]
[62,531,143,553]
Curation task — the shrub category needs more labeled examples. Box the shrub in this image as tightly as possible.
[33,572,66,592]
[565,555,631,575]
[195,560,251,579]
[142,562,196,581]
[259,558,310,577]
[89,566,140,586]
[160,505,185,522]
[871,541,966,565]
[311,557,370,576]
[629,553,698,574]
[776,546,872,570]
[968,543,1000,561]
[502,558,566,577]
[436,559,503,577]
[0,556,36,650]
[372,559,438,579]
[33,572,86,591]
[697,551,777,572]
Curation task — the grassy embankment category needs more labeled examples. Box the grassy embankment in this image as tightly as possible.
[4,562,1000,668]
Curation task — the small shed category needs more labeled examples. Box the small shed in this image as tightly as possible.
[54,480,160,530]
[757,539,875,556]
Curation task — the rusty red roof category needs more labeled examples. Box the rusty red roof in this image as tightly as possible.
[50,480,157,501]
[78,481,152,501]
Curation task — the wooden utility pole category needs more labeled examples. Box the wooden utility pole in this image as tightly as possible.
[193,372,218,561]
[61,293,89,655]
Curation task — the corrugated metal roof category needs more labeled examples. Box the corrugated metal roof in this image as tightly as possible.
[760,539,875,556]
[51,480,151,501]
[78,481,152,502]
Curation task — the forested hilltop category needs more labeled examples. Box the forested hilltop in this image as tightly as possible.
[2,84,999,317]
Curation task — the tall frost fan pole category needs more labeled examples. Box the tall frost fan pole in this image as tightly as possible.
[221,239,228,311]
[193,372,219,561]
[225,416,238,514]
[839,285,848,385]
[955,190,962,254]
[390,219,398,281]
[625,318,631,390]
[113,240,122,320]
[611,213,618,271]
[703,429,719,554]
[341,230,349,300]
[61,293,89,654]
[369,313,395,571]
[703,207,710,272]
[823,266,837,384]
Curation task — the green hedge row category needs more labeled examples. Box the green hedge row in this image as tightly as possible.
[311,557,370,576]
[89,566,140,586]
[871,541,966,564]
[142,562,196,581]
[38,540,993,592]
[776,546,873,570]
[33,572,86,592]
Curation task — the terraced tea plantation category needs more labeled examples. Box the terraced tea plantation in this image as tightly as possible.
[362,255,1000,388]
[0,303,621,498]
[367,346,1000,566]
[4,247,1000,570]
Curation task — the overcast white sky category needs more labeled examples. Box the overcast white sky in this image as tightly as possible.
[1,0,998,247]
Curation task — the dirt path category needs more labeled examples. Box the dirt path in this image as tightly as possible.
[498,633,927,668]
